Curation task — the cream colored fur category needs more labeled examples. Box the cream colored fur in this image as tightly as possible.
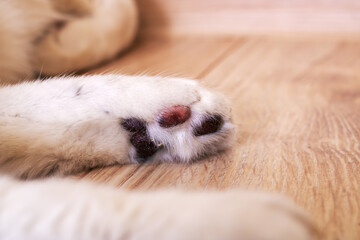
[0,75,234,178]
[0,176,315,240]
[0,0,316,239]
[0,0,137,84]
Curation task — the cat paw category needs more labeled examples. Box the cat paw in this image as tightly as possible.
[0,75,233,177]
[51,0,94,16]
[183,191,318,240]
[34,0,137,75]
[117,76,235,163]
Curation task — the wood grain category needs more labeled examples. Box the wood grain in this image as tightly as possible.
[135,0,360,35]
[74,35,360,240]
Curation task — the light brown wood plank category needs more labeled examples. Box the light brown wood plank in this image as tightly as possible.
[136,0,360,35]
[77,35,360,240]
[88,36,238,77]
[202,36,360,240]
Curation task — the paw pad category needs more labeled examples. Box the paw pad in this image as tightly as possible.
[193,115,223,136]
[157,105,191,128]
[121,118,160,161]
[130,131,159,161]
[121,110,224,162]
[121,118,146,132]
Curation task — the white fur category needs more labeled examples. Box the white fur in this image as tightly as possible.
[0,177,315,240]
[0,74,234,178]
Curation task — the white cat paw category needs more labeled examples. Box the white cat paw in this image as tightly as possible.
[0,75,234,177]
[115,76,235,163]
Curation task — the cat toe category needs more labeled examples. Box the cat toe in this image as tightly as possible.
[121,118,146,133]
[121,118,162,162]
[129,131,159,162]
[119,77,234,164]
[157,105,191,128]
[156,106,224,136]
[193,114,223,136]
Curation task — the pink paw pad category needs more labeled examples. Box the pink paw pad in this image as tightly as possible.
[157,105,191,128]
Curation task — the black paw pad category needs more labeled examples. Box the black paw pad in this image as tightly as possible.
[193,115,223,136]
[121,118,160,161]
[121,118,146,132]
[130,131,158,160]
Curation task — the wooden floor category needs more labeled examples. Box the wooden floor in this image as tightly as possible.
[75,35,360,240]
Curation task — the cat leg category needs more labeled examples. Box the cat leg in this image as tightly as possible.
[50,0,94,16]
[0,117,130,178]
[0,0,94,84]
[0,74,234,178]
[0,0,61,84]
[34,0,138,75]
[0,177,317,240]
